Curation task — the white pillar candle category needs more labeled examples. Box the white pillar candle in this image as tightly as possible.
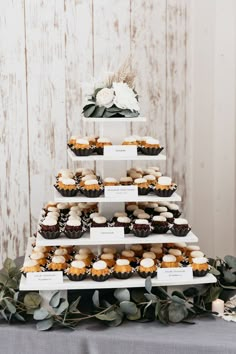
[212,299,224,315]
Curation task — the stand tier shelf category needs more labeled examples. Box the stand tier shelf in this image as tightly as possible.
[35,231,198,247]
[54,190,181,203]
[82,116,147,122]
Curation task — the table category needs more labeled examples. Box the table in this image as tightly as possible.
[0,317,235,354]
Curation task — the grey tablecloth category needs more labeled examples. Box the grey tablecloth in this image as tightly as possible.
[0,317,235,354]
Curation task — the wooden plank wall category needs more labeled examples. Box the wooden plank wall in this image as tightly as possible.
[0,0,235,265]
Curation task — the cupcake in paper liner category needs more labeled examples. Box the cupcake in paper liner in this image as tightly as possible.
[54,177,79,197]
[153,206,168,216]
[91,216,108,227]
[95,137,112,155]
[120,250,138,267]
[134,177,150,195]
[154,176,177,197]
[100,253,116,268]
[91,260,111,282]
[137,258,157,278]
[130,244,144,258]
[132,219,152,238]
[191,257,209,277]
[64,219,84,239]
[103,177,119,187]
[151,215,169,234]
[115,216,131,234]
[40,218,60,239]
[66,260,88,281]
[167,203,182,218]
[81,179,103,198]
[53,248,73,262]
[72,138,93,156]
[113,259,134,279]
[47,256,68,272]
[67,135,77,148]
[21,260,44,277]
[150,246,163,260]
[140,138,163,156]
[171,218,191,237]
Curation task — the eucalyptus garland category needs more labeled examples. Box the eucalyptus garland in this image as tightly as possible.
[0,256,235,331]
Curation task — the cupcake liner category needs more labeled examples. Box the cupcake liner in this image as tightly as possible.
[81,188,103,198]
[96,147,104,155]
[193,269,209,277]
[113,271,133,279]
[91,273,111,282]
[171,226,191,237]
[154,186,177,198]
[140,146,164,156]
[39,230,60,239]
[54,185,79,197]
[138,270,157,278]
[138,187,150,195]
[64,230,84,239]
[71,147,93,156]
[67,273,87,281]
[152,224,169,234]
[132,229,151,238]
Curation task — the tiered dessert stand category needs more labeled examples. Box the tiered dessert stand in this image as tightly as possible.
[20,117,216,294]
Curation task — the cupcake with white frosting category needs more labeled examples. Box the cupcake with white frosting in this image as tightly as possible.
[141,138,163,156]
[113,259,133,279]
[47,256,68,271]
[82,179,103,198]
[66,260,87,281]
[112,211,128,222]
[103,177,119,186]
[161,255,179,268]
[21,260,42,275]
[153,206,168,215]
[132,219,152,238]
[91,260,111,282]
[167,203,181,218]
[96,137,112,155]
[64,218,84,239]
[191,257,209,277]
[137,258,157,278]
[100,253,116,268]
[130,244,143,257]
[119,176,133,186]
[55,177,78,197]
[168,249,184,263]
[151,215,169,234]
[155,176,177,197]
[171,218,191,236]
[91,216,107,228]
[120,250,137,267]
[160,212,174,224]
[30,252,47,266]
[115,216,131,234]
[72,138,93,156]
[134,177,150,195]
[40,217,60,239]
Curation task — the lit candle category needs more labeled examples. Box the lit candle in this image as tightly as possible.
[212,299,224,316]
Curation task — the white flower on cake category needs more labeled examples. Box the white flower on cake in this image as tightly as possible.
[113,82,140,112]
[96,88,114,108]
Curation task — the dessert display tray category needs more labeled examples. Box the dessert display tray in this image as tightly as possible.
[54,190,181,203]
[68,148,166,161]
[36,231,198,246]
[82,116,146,122]
[20,273,216,291]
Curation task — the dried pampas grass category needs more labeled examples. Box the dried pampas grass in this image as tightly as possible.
[106,58,136,88]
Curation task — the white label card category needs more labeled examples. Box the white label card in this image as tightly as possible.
[105,185,138,199]
[104,145,137,157]
[27,271,63,285]
[157,267,193,281]
[90,227,124,241]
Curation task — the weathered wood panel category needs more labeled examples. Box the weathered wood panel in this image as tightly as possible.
[166,0,189,215]
[25,0,67,233]
[0,0,30,265]
[130,0,167,170]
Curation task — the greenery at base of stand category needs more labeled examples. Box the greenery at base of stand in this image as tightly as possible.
[0,256,235,331]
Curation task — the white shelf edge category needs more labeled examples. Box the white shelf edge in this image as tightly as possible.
[54,190,182,203]
[20,273,217,291]
[67,149,166,162]
[82,116,146,122]
[36,231,198,247]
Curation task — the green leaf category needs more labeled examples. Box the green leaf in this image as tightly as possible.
[145,277,152,293]
[0,310,8,321]
[83,105,96,117]
[33,308,49,320]
[3,258,16,273]
[91,106,106,117]
[223,270,236,283]
[120,301,138,315]
[131,289,146,303]
[4,299,16,314]
[171,295,186,305]
[55,299,69,315]
[183,287,199,298]
[8,268,20,278]
[171,291,186,300]
[143,300,153,317]
[69,296,81,312]
[204,286,222,303]
[224,255,236,269]
[106,313,124,327]
[144,293,157,301]
[168,303,188,323]
[82,103,95,111]
[36,318,54,331]
[0,273,9,285]
[114,288,130,302]
[155,300,161,318]
[106,105,122,113]
[49,291,60,308]
[24,292,41,309]
[95,310,118,322]
[14,313,25,322]
[219,282,236,290]
[127,308,141,321]
[154,287,169,300]
[209,267,221,276]
[92,290,100,308]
